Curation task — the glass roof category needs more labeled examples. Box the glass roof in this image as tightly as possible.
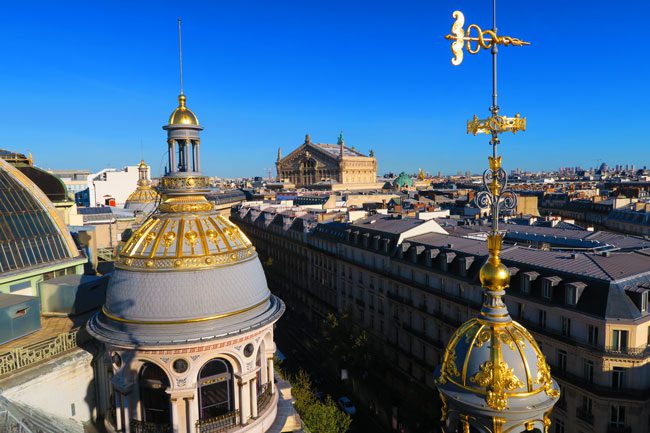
[0,165,76,274]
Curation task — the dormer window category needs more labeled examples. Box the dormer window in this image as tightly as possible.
[565,282,587,306]
[624,284,650,314]
[542,276,562,300]
[520,271,539,295]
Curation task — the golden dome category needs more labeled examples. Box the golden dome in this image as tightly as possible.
[168,94,199,126]
[117,195,256,271]
[437,318,559,411]
[124,187,160,206]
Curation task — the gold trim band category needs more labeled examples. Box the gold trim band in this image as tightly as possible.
[102,295,271,325]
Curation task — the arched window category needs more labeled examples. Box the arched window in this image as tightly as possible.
[139,363,171,424]
[198,359,234,419]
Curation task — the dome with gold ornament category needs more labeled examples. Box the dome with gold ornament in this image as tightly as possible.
[124,160,161,214]
[435,234,559,432]
[168,93,199,125]
[87,91,283,347]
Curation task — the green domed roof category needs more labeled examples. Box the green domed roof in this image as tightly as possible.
[393,172,413,188]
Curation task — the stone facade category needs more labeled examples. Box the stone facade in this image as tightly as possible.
[276,134,379,190]
[233,207,650,433]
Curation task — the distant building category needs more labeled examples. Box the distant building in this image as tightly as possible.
[75,165,140,207]
[276,133,380,190]
[48,169,91,197]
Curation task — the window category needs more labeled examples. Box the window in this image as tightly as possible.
[583,360,594,383]
[542,281,552,299]
[581,395,592,414]
[642,291,648,312]
[610,405,626,428]
[561,317,571,336]
[566,285,577,305]
[517,302,525,320]
[612,367,626,390]
[539,310,547,329]
[557,350,567,372]
[554,418,565,433]
[521,274,530,294]
[612,330,629,352]
[588,325,599,346]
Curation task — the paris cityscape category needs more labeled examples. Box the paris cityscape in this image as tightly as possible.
[0,1,649,433]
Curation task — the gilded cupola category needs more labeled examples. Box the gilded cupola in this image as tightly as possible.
[124,160,160,213]
[88,24,283,344]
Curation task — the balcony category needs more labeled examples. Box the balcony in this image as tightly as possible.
[257,384,272,414]
[576,407,593,424]
[131,420,172,433]
[604,345,650,359]
[607,425,631,433]
[195,410,239,433]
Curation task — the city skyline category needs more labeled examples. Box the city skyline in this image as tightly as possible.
[2,0,649,177]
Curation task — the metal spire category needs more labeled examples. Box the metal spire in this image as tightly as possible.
[436,6,558,433]
[178,18,184,95]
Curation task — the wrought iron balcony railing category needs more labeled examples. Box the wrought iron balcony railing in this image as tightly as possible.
[257,384,272,414]
[195,410,239,433]
[130,419,172,433]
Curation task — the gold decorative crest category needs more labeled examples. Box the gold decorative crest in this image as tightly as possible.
[534,355,560,399]
[437,348,461,384]
[467,114,526,136]
[470,360,524,410]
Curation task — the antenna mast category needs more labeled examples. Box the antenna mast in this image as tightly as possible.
[178,18,184,95]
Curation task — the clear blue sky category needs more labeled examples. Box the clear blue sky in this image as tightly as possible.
[2,0,648,178]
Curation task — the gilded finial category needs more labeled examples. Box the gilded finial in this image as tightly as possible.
[445,10,530,66]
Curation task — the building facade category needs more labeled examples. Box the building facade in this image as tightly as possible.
[276,134,379,191]
[233,207,650,433]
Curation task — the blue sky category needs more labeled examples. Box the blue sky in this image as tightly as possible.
[1,0,648,178]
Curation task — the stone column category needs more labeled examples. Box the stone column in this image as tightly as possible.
[267,357,275,394]
[184,397,193,433]
[195,142,201,172]
[250,376,258,418]
[114,393,123,431]
[168,139,176,173]
[168,396,178,433]
[123,394,131,433]
[184,140,191,173]
[238,378,251,424]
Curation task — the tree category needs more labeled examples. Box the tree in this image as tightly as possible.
[291,369,352,433]
[302,396,352,433]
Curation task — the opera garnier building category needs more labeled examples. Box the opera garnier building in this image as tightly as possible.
[87,89,285,433]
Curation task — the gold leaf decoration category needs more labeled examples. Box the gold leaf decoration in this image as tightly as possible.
[534,355,560,398]
[437,348,461,385]
[470,360,524,411]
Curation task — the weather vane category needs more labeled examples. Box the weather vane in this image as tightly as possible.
[445,0,530,234]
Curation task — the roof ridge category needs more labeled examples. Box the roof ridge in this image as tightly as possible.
[584,252,615,280]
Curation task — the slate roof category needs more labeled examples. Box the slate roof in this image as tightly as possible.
[313,142,367,158]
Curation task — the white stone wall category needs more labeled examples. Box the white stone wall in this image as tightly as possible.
[2,348,96,423]
[87,166,139,206]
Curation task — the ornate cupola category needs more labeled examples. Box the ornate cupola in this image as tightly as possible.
[435,2,559,433]
[87,19,284,433]
[124,160,160,214]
